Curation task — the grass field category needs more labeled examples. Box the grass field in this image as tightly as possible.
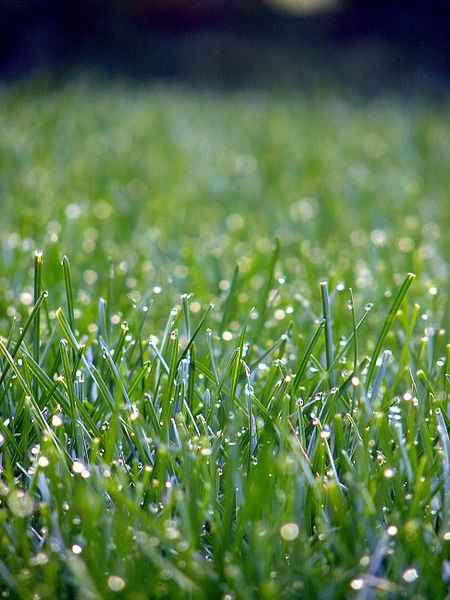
[0,78,449,599]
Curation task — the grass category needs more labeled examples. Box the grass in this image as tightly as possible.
[0,77,449,599]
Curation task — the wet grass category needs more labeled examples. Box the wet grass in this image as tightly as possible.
[0,78,449,599]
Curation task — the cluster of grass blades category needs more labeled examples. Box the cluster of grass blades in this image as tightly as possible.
[0,249,448,600]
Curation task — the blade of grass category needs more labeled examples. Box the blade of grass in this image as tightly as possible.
[230,325,246,404]
[61,255,75,334]
[383,302,420,407]
[369,350,392,408]
[33,250,43,400]
[365,272,415,391]
[320,281,335,388]
[60,340,85,460]
[177,303,213,366]
[293,319,325,393]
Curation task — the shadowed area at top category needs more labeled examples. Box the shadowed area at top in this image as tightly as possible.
[1,0,449,97]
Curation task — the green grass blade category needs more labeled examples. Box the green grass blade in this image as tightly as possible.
[178,303,213,366]
[293,319,325,393]
[61,255,75,333]
[320,281,335,388]
[33,250,43,400]
[365,272,415,391]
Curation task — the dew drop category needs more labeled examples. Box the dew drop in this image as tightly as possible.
[72,461,84,474]
[280,522,299,541]
[350,578,364,590]
[402,568,418,583]
[37,456,49,468]
[107,576,126,592]
[8,490,33,517]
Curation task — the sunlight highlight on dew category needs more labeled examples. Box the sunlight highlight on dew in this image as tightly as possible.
[280,523,299,541]
[107,576,126,592]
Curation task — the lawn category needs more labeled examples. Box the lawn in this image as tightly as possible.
[0,77,449,599]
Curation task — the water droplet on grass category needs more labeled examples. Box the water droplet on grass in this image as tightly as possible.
[51,414,63,428]
[72,461,84,474]
[350,578,364,590]
[8,490,33,517]
[30,552,48,566]
[402,568,418,583]
[280,523,299,541]
[107,576,126,592]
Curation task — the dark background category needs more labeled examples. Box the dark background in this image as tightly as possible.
[1,0,449,92]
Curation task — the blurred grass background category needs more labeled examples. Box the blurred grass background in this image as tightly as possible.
[0,79,448,334]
